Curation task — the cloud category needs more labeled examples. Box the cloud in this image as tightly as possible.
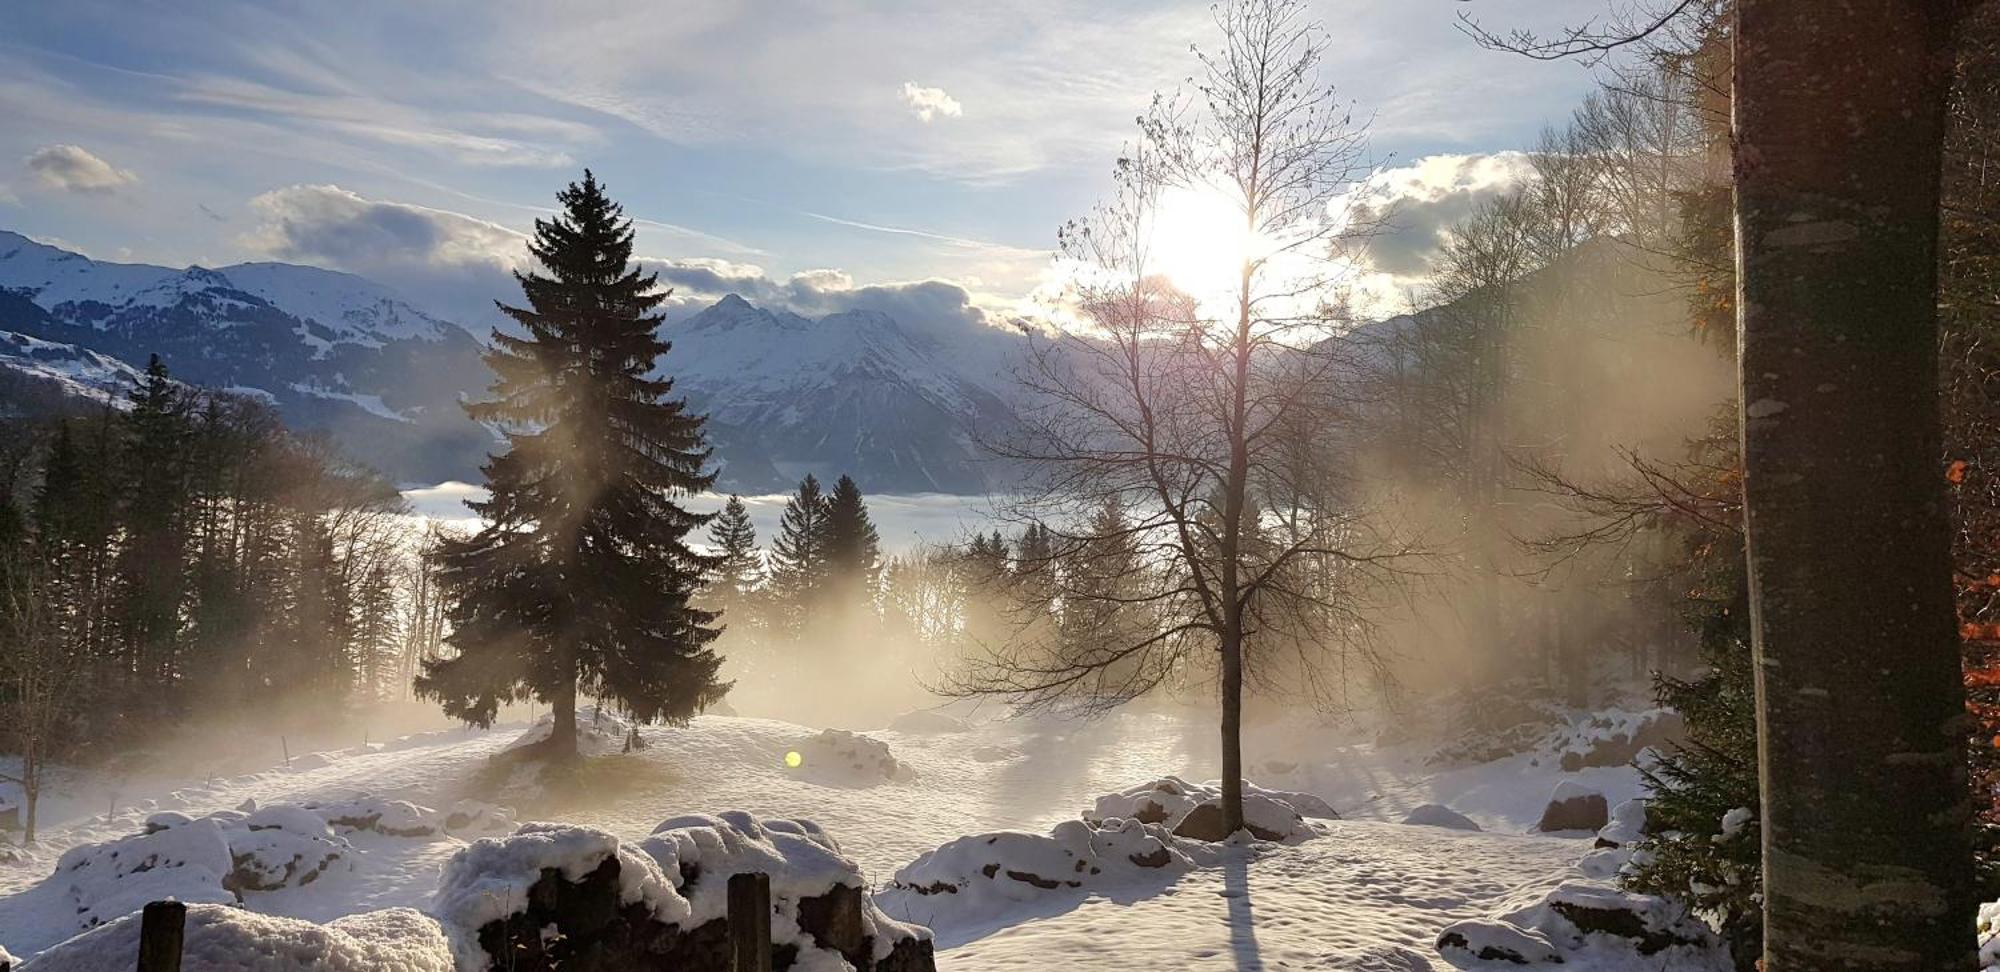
[243,184,529,329]
[242,184,1013,343]
[900,82,962,122]
[25,144,137,194]
[1339,153,1534,315]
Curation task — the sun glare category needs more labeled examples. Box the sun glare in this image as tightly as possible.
[1148,185,1270,304]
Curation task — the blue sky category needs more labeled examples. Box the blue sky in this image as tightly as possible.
[0,0,1611,330]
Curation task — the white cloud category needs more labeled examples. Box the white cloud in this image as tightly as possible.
[1340,152,1535,316]
[25,144,138,194]
[900,82,962,122]
[241,184,1022,341]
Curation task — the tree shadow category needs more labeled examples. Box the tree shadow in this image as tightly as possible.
[1222,849,1265,972]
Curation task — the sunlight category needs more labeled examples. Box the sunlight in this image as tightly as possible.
[1148,184,1270,305]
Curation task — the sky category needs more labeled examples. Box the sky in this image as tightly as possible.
[0,0,1613,332]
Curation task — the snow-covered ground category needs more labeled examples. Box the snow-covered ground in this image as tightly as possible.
[0,705,1682,969]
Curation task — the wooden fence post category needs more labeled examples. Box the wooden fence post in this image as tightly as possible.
[136,899,185,972]
[727,871,771,972]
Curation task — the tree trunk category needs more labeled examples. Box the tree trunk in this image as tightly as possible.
[1219,627,1245,834]
[548,674,579,761]
[1735,1,1976,967]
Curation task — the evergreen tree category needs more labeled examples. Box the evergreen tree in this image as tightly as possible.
[115,355,189,714]
[768,474,830,634]
[823,474,880,607]
[706,494,762,629]
[416,171,727,759]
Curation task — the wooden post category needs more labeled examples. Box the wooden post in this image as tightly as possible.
[727,871,771,972]
[137,900,185,972]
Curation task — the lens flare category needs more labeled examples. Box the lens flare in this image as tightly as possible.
[784,750,803,769]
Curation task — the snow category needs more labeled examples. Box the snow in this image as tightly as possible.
[1,706,1688,969]
[1403,804,1482,832]
[789,728,912,785]
[17,903,453,972]
[641,811,929,963]
[432,823,686,969]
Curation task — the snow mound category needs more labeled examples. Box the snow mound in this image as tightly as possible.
[1436,917,1562,965]
[1437,880,1725,968]
[1595,798,1647,848]
[642,811,930,965]
[307,797,441,838]
[225,806,351,894]
[885,817,1191,926]
[501,710,632,759]
[433,822,688,968]
[53,818,238,929]
[440,799,516,836]
[1402,804,1482,832]
[791,729,912,785]
[1172,793,1308,842]
[18,903,452,972]
[888,709,969,734]
[1087,777,1331,841]
[437,815,932,971]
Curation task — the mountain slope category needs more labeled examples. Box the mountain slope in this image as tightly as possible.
[663,294,1023,493]
[0,231,494,482]
[0,233,1028,493]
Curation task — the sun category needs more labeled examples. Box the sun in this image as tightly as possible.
[1147,184,1270,304]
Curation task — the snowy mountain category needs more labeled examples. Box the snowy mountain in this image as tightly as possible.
[663,294,1025,493]
[0,231,1028,492]
[0,230,494,482]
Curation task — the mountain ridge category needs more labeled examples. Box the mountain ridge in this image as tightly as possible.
[0,231,1025,494]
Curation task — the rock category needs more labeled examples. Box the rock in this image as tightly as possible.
[1531,882,1719,956]
[1435,918,1562,965]
[1171,795,1300,842]
[1401,804,1481,831]
[1536,781,1608,833]
[1557,710,1685,772]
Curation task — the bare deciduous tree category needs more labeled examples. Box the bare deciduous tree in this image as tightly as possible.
[953,0,1412,835]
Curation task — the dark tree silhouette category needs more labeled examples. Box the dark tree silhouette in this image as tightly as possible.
[416,171,727,760]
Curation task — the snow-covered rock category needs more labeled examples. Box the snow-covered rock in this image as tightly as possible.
[1402,804,1482,832]
[1551,708,1683,772]
[1535,781,1608,833]
[437,816,934,972]
[1438,880,1726,968]
[440,799,516,836]
[53,818,238,929]
[1594,798,1647,848]
[1087,777,1336,835]
[1436,917,1563,965]
[307,797,440,838]
[17,903,452,972]
[1172,793,1307,843]
[885,817,1190,926]
[225,807,350,893]
[47,803,365,935]
[642,811,932,970]
[792,729,912,785]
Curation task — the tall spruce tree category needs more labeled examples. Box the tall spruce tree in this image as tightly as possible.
[768,474,830,634]
[416,171,727,760]
[823,474,880,607]
[116,355,189,715]
[706,494,762,628]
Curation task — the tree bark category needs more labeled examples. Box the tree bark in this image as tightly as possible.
[548,671,579,761]
[1735,1,1976,967]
